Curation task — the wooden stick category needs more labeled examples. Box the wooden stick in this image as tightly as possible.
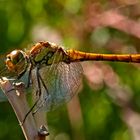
[0,78,47,140]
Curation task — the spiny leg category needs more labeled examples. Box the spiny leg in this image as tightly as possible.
[32,70,49,114]
[26,64,33,88]
[32,99,45,115]
[21,95,40,125]
[21,66,42,124]
[37,71,49,96]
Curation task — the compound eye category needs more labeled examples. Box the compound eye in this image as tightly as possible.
[10,50,24,65]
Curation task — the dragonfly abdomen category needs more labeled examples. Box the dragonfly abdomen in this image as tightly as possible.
[66,49,140,63]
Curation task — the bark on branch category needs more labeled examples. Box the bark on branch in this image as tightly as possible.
[0,78,48,140]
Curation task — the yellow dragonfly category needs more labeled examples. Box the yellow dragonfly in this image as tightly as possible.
[0,41,140,122]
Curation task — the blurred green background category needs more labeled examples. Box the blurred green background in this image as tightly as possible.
[1,0,140,139]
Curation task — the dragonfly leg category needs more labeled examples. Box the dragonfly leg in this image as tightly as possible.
[32,94,49,115]
[32,102,43,115]
[26,64,33,88]
[32,66,51,114]
[37,71,49,96]
[36,66,42,96]
[32,69,50,114]
[21,96,40,125]
[21,66,42,124]
[22,65,50,124]
[5,82,19,94]
[6,88,15,93]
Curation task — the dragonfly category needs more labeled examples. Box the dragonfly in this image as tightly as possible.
[1,41,140,122]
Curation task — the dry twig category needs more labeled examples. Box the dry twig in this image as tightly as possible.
[0,78,48,140]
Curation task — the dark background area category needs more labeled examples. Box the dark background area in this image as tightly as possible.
[0,0,140,140]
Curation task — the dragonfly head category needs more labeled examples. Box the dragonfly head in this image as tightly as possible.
[5,50,28,77]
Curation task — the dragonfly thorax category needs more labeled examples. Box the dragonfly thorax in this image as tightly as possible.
[6,50,28,78]
[29,42,69,66]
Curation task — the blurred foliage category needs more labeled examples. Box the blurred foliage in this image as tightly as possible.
[1,0,140,140]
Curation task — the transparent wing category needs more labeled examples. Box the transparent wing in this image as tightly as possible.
[32,62,83,112]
